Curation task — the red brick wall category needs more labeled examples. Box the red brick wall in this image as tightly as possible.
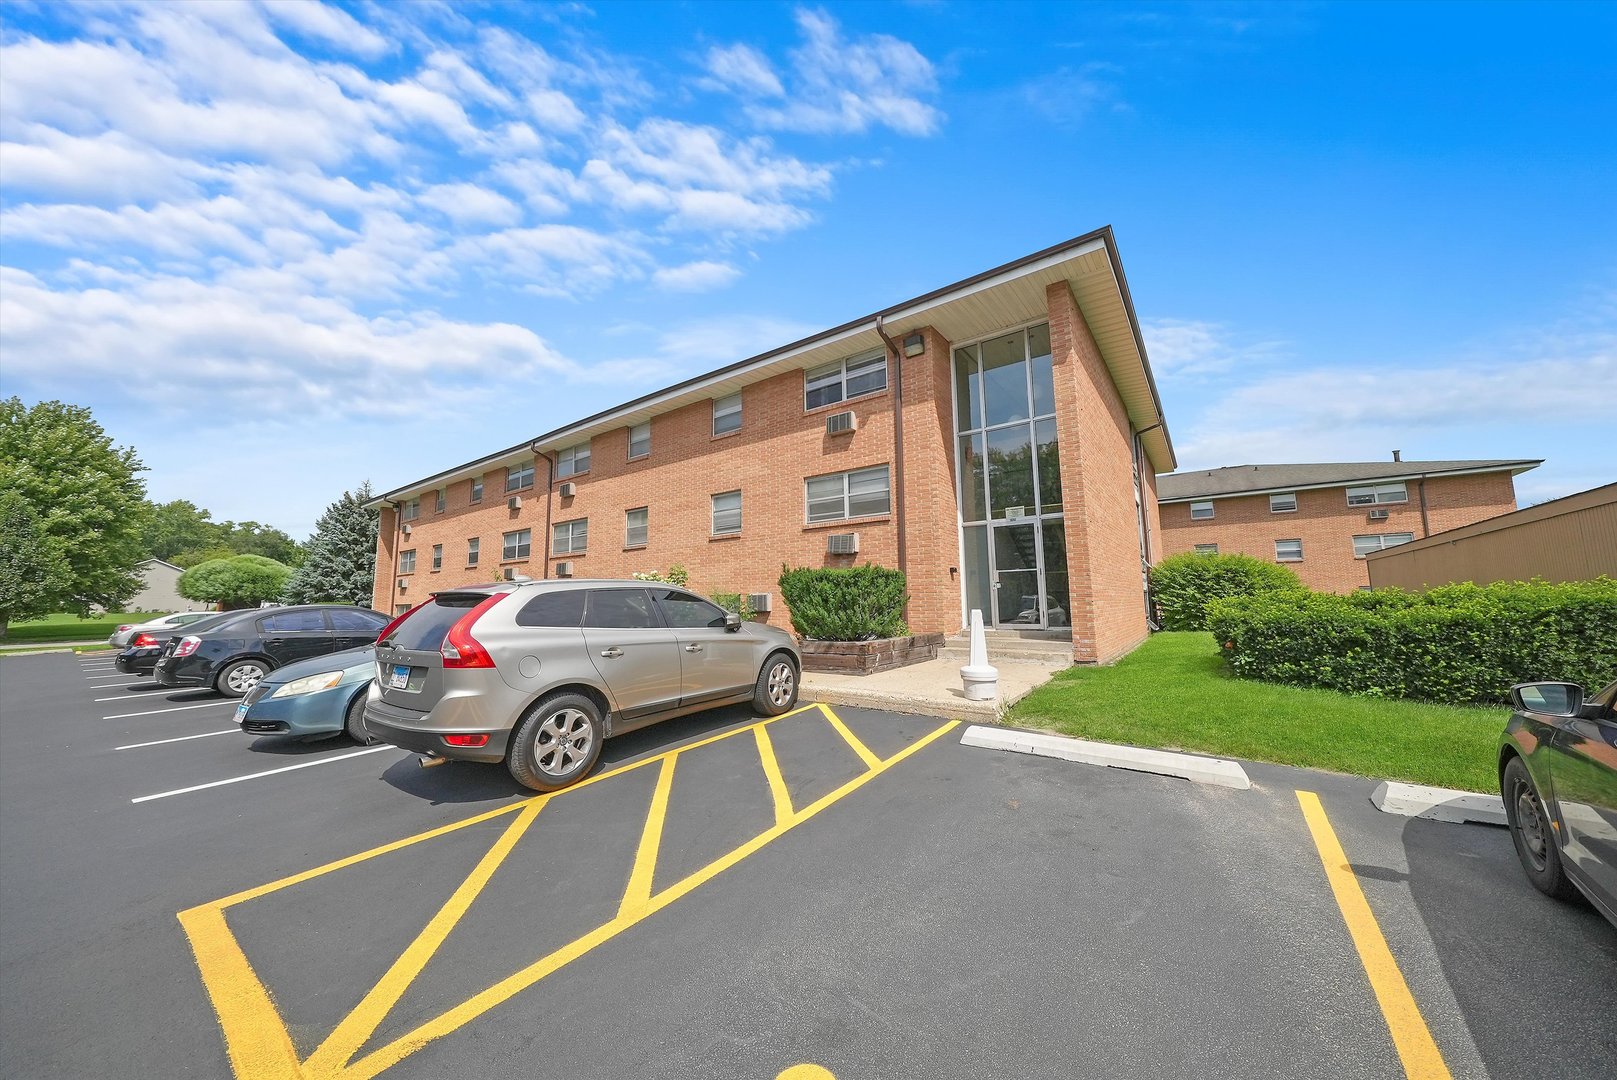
[1048,281,1152,663]
[1157,471,1519,592]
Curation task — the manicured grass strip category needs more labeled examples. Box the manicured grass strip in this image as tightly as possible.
[1010,632,1506,793]
[1,611,165,644]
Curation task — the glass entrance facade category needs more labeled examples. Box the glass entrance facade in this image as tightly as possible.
[953,323,1071,629]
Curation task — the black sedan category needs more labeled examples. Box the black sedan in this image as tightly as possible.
[114,612,233,676]
[1499,679,1617,927]
[152,605,390,697]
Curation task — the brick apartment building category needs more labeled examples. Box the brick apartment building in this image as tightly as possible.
[1157,458,1540,592]
[368,227,1175,664]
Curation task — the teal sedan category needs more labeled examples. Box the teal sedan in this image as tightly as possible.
[235,646,378,743]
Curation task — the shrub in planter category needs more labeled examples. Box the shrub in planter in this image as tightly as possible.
[1149,552,1302,631]
[1206,577,1617,704]
[778,563,908,641]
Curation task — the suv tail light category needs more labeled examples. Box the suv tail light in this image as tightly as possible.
[375,601,426,645]
[131,633,158,648]
[440,594,505,669]
[174,635,202,658]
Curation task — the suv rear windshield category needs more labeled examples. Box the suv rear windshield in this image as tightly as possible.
[388,593,496,650]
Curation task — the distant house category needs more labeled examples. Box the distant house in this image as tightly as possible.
[1157,457,1541,592]
[126,558,195,613]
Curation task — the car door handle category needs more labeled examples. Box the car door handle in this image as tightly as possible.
[684,644,703,653]
[267,638,287,646]
[600,647,623,659]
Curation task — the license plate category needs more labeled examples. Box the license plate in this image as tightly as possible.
[235,703,248,723]
[389,664,410,690]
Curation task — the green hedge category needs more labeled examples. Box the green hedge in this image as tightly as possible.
[1149,552,1302,630]
[1206,578,1617,704]
[778,563,908,641]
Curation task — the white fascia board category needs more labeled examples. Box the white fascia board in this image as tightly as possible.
[1158,463,1542,504]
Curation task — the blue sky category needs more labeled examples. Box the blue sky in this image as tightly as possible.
[2,0,1612,538]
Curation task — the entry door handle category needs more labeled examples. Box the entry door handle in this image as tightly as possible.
[684,644,703,653]
[600,647,623,659]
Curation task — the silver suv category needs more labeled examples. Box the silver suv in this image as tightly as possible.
[364,580,801,791]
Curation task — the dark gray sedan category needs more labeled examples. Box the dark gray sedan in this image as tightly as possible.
[1499,679,1617,927]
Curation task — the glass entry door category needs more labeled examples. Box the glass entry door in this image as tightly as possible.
[992,522,1042,627]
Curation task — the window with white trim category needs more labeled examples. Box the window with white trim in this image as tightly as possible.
[506,462,534,492]
[467,537,480,567]
[1346,482,1408,506]
[1194,544,1219,555]
[552,518,588,555]
[557,442,591,478]
[401,498,420,521]
[431,544,442,570]
[399,549,416,573]
[625,507,648,548]
[804,350,886,411]
[1275,539,1303,562]
[627,422,650,459]
[470,476,483,502]
[434,489,446,514]
[502,529,531,561]
[805,465,891,523]
[1190,501,1214,520]
[1269,492,1297,513]
[712,490,742,535]
[712,393,742,435]
[1352,533,1415,558]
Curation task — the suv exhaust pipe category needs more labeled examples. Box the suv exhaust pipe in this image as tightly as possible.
[418,754,449,769]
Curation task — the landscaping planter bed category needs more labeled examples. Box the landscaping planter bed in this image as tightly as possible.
[798,634,945,675]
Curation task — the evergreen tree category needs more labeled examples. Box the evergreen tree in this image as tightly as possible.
[281,483,379,607]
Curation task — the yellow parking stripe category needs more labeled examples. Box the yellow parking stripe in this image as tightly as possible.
[754,725,795,827]
[817,702,882,769]
[303,797,548,1077]
[177,904,302,1080]
[619,753,678,918]
[1295,791,1453,1080]
[341,718,961,1080]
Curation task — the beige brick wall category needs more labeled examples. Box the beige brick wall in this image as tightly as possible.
[1157,471,1519,592]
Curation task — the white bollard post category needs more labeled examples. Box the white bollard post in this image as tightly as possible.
[960,608,999,701]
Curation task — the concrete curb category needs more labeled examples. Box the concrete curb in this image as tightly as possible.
[1370,781,1507,826]
[961,725,1252,790]
[805,685,1001,721]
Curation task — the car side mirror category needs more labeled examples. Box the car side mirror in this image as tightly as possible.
[1510,681,1584,717]
[724,611,742,632]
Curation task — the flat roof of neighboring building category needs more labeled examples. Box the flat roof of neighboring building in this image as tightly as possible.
[1157,459,1542,503]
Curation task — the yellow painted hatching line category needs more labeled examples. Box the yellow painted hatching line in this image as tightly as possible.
[177,702,953,1080]
[1295,790,1453,1080]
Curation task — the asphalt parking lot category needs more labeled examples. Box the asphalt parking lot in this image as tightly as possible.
[1,651,1613,1080]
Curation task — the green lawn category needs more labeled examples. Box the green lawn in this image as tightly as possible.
[1,611,164,645]
[1010,632,1508,793]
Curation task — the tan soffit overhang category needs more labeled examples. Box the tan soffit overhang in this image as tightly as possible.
[370,226,1175,506]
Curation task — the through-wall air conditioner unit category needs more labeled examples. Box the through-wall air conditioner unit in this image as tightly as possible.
[401,523,411,536]
[825,410,857,435]
[508,496,522,511]
[397,578,407,592]
[1368,508,1390,520]
[748,592,773,613]
[827,532,860,556]
[502,567,517,581]
[555,561,575,578]
[559,481,577,498]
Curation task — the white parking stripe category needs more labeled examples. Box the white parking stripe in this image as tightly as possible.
[131,746,395,803]
[86,679,143,686]
[116,730,240,750]
[103,701,234,720]
[94,693,203,702]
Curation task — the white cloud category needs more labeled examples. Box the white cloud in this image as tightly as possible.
[258,0,390,59]
[653,260,741,292]
[415,182,523,226]
[700,43,784,97]
[1142,317,1287,377]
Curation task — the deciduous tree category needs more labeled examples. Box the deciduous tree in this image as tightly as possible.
[178,555,293,610]
[0,492,70,637]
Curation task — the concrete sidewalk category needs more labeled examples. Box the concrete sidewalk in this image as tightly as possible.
[0,639,107,654]
[800,655,1067,721]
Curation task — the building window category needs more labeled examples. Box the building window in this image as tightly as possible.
[1190,501,1214,520]
[1194,544,1219,555]
[467,537,480,567]
[395,603,412,616]
[502,529,531,561]
[399,549,417,573]
[625,507,648,548]
[627,422,651,459]
[557,442,591,478]
[1352,533,1416,558]
[552,518,588,555]
[470,476,483,502]
[712,490,742,535]
[506,461,534,492]
[434,489,446,514]
[1275,539,1303,562]
[1346,482,1408,506]
[1269,492,1297,513]
[431,544,442,571]
[804,350,887,411]
[712,393,742,436]
[806,465,891,523]
[401,498,420,521]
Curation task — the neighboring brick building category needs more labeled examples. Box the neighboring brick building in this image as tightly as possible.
[1157,458,1540,592]
[368,227,1175,664]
